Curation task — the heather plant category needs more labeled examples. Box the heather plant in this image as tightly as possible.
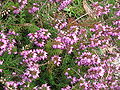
[0,0,120,90]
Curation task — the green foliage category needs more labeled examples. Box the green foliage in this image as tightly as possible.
[65,0,84,18]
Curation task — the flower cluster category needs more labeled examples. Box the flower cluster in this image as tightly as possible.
[62,5,120,88]
[64,68,81,85]
[0,30,18,55]
[19,29,49,83]
[115,10,120,16]
[84,66,105,79]
[33,83,51,90]
[53,26,79,54]
[65,53,120,89]
[51,55,62,66]
[49,0,72,10]
[2,28,50,89]
[28,28,51,47]
[92,2,112,16]
[13,0,39,14]
[3,27,52,89]
[61,85,71,90]
[113,20,120,27]
[13,0,28,14]
[58,0,72,10]
[28,3,39,14]
[5,81,23,90]
[19,29,49,84]
[55,21,67,30]
[21,63,40,82]
[65,42,120,89]
[89,24,112,48]
[19,49,47,84]
[39,83,51,90]
[78,23,120,50]
[78,29,89,50]
[21,49,47,63]
[76,52,101,66]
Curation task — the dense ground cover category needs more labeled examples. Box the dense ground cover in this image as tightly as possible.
[0,0,120,90]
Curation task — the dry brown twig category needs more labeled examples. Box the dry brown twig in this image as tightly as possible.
[83,0,97,18]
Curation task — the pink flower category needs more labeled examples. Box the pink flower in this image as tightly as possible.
[28,7,39,14]
[61,85,71,90]
[77,52,101,66]
[0,69,3,72]
[115,10,120,16]
[85,67,105,79]
[92,2,112,16]
[21,49,47,63]
[51,55,62,66]
[55,22,67,30]
[13,9,20,14]
[18,0,22,3]
[28,28,51,47]
[93,82,107,89]
[64,72,69,76]
[0,31,17,55]
[6,81,18,89]
[0,60,3,65]
[39,84,51,90]
[58,0,72,10]
[22,0,28,5]
[23,64,40,80]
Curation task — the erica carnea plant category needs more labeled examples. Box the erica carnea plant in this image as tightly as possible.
[0,0,120,90]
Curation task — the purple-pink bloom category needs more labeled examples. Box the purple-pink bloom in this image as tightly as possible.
[61,85,71,90]
[13,9,21,14]
[85,67,105,79]
[51,55,62,66]
[28,7,39,14]
[115,10,120,16]
[39,84,51,90]
[22,64,40,82]
[58,0,72,10]
[92,2,112,16]
[21,49,47,63]
[28,28,51,47]
[77,52,101,66]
